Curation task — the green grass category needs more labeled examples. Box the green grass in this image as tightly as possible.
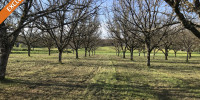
[0,46,200,99]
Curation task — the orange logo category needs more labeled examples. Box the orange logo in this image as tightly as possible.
[0,0,24,24]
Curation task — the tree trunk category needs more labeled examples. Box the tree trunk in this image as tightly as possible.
[94,50,96,55]
[123,51,126,58]
[0,23,10,80]
[130,48,134,61]
[92,50,94,56]
[146,38,151,67]
[153,49,156,59]
[75,49,78,59]
[174,50,177,57]
[27,45,31,57]
[59,50,63,63]
[189,52,192,59]
[118,50,120,56]
[165,48,168,60]
[48,48,51,56]
[139,50,141,56]
[147,50,151,67]
[165,53,168,60]
[89,50,91,56]
[186,51,189,63]
[144,52,145,57]
[85,48,87,57]
[0,48,10,80]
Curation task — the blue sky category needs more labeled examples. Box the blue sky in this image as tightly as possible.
[99,0,113,38]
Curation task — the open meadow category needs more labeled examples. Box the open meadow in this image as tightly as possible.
[0,47,200,99]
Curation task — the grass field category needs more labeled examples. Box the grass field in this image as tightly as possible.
[0,46,200,99]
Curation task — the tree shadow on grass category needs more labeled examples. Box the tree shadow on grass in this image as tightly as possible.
[0,78,171,99]
[86,82,173,100]
[1,76,200,99]
[0,78,88,99]
[150,65,200,73]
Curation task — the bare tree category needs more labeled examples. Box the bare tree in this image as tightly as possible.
[70,22,85,59]
[70,16,100,59]
[179,30,199,62]
[137,43,146,57]
[20,24,41,57]
[41,32,55,56]
[83,16,101,57]
[159,26,182,60]
[112,39,121,56]
[36,0,99,63]
[164,0,200,38]
[171,43,182,57]
[88,31,101,56]
[111,0,178,66]
[107,18,128,59]
[0,0,72,80]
